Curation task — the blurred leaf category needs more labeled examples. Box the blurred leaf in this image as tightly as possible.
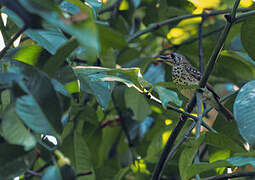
[0,144,36,180]
[144,64,165,85]
[125,88,152,122]
[213,51,255,82]
[13,45,50,66]
[234,80,255,148]
[185,160,232,180]
[1,106,36,151]
[98,24,127,50]
[14,66,63,138]
[4,8,67,54]
[241,15,255,61]
[60,165,77,180]
[154,86,182,108]
[179,135,204,180]
[20,0,99,61]
[42,165,62,180]
[43,38,80,75]
[61,132,95,180]
[0,72,23,84]
[204,132,245,152]
[227,156,255,167]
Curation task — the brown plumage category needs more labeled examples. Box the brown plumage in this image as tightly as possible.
[156,52,234,121]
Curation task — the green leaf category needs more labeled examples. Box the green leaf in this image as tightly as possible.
[42,165,62,180]
[13,45,48,66]
[60,132,95,180]
[154,86,182,108]
[125,88,152,122]
[241,15,255,61]
[234,80,255,148]
[0,144,36,180]
[185,160,232,180]
[19,0,99,61]
[227,157,255,167]
[0,105,36,151]
[204,132,245,152]
[3,8,67,54]
[213,51,255,82]
[43,38,80,75]
[14,67,63,138]
[179,135,204,180]
[98,24,127,50]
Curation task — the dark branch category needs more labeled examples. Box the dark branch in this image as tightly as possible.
[204,171,255,180]
[0,25,27,59]
[128,8,250,42]
[76,171,93,177]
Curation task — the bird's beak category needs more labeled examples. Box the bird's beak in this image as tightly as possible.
[153,55,168,63]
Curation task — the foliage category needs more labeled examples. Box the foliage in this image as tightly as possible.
[0,0,255,180]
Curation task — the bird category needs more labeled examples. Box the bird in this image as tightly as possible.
[155,52,234,121]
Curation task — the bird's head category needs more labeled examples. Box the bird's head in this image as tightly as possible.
[154,52,185,66]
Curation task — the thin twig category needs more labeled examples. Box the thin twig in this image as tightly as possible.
[146,92,216,132]
[204,171,255,180]
[128,8,250,42]
[203,90,238,117]
[26,170,42,177]
[198,14,206,73]
[76,171,93,177]
[150,1,241,180]
[236,9,255,21]
[98,0,123,16]
[0,25,27,59]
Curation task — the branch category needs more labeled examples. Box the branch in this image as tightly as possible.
[145,92,216,132]
[236,9,255,21]
[76,171,93,177]
[0,25,27,59]
[151,1,241,179]
[127,8,250,42]
[204,171,255,180]
[98,0,123,16]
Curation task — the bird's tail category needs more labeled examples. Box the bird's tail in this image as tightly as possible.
[215,100,234,121]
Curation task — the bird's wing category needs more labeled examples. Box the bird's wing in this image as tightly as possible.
[184,64,202,81]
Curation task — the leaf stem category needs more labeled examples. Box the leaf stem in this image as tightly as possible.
[236,9,255,20]
[0,25,27,60]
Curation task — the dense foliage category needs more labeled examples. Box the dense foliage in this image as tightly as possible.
[1,0,255,179]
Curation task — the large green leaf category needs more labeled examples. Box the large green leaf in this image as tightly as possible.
[12,45,50,66]
[13,66,63,138]
[0,105,36,151]
[125,88,152,122]
[179,135,204,180]
[204,132,245,153]
[0,144,36,180]
[61,133,95,180]
[234,80,255,148]
[241,15,255,61]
